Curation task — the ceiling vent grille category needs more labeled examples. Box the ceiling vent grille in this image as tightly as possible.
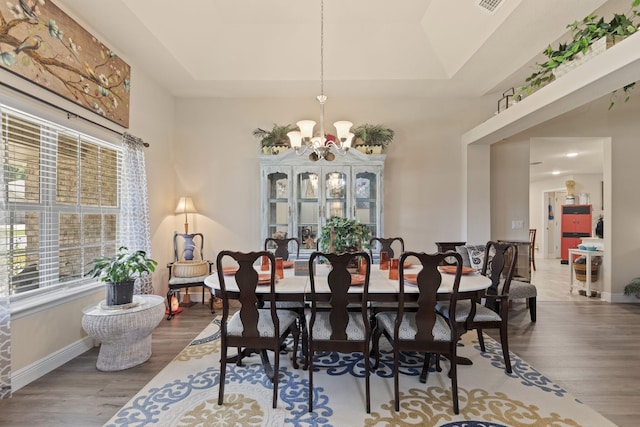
[477,0,504,14]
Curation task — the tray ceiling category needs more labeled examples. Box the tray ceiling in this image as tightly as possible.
[55,0,618,98]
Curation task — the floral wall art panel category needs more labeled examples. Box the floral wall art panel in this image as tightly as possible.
[0,0,131,127]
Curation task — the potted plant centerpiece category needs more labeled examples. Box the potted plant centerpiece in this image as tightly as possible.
[352,123,394,154]
[318,216,372,254]
[253,123,297,155]
[88,246,158,306]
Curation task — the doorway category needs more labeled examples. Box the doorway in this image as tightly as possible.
[529,137,605,262]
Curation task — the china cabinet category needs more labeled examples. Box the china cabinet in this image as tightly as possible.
[260,149,385,257]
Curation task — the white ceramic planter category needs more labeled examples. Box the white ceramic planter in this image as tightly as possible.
[553,35,623,79]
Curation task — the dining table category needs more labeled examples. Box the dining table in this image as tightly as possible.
[204,260,492,374]
[204,261,492,303]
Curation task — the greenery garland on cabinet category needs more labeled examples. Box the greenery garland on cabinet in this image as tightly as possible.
[253,123,394,154]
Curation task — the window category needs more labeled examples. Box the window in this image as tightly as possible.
[1,105,121,297]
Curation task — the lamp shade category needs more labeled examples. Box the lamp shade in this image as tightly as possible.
[333,121,353,140]
[287,131,303,149]
[175,197,197,214]
[343,132,354,149]
[297,120,316,140]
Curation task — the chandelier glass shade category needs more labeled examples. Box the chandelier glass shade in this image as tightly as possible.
[286,0,353,162]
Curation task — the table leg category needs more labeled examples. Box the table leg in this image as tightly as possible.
[224,349,275,382]
[586,253,592,297]
[225,348,259,365]
[569,253,574,293]
[419,354,471,383]
[441,354,473,366]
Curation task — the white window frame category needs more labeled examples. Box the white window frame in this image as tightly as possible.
[1,103,122,314]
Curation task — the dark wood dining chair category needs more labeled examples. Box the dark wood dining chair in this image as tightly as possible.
[469,241,517,373]
[264,237,300,260]
[369,236,405,261]
[368,237,407,324]
[263,236,306,365]
[372,251,463,414]
[529,229,536,271]
[216,250,300,409]
[435,241,467,265]
[441,241,517,374]
[307,251,372,413]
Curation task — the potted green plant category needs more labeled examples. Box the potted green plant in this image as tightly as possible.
[515,0,640,108]
[88,246,158,306]
[624,277,640,298]
[318,216,372,254]
[253,123,297,155]
[352,124,394,154]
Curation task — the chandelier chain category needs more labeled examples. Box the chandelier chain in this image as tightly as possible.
[286,0,353,161]
[320,0,324,97]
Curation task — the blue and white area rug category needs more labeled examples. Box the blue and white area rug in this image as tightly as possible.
[105,318,616,426]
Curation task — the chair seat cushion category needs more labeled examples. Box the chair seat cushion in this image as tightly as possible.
[307,312,367,341]
[507,281,537,299]
[168,275,209,286]
[227,309,298,337]
[438,300,502,322]
[375,311,451,341]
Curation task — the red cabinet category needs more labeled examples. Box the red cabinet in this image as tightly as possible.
[561,204,592,263]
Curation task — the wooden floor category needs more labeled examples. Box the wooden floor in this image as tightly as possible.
[1,261,639,426]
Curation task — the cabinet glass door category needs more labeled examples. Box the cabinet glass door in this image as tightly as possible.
[297,171,319,248]
[266,172,290,239]
[354,171,378,236]
[324,170,347,219]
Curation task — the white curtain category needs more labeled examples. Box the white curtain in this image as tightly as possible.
[0,142,11,398]
[119,133,153,295]
[0,126,11,399]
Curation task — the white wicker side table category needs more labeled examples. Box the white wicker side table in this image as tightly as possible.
[82,294,165,371]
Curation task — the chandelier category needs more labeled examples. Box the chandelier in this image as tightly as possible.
[287,0,354,162]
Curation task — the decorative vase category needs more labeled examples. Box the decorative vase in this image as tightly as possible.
[105,280,135,306]
[565,179,575,197]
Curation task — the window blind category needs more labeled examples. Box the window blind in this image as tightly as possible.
[1,104,121,297]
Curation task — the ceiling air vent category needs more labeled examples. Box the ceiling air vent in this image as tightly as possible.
[477,0,504,14]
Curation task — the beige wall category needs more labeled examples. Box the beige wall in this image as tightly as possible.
[464,143,491,245]
[10,292,103,372]
[490,138,531,242]
[173,96,491,259]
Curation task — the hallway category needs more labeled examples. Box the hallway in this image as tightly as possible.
[529,256,598,302]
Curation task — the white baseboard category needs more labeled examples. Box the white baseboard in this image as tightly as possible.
[11,336,95,392]
[609,292,640,303]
